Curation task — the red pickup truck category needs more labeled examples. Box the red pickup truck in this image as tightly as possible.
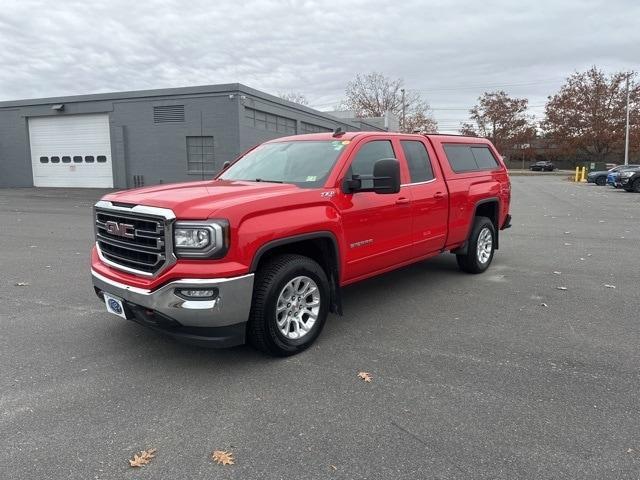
[91,132,511,356]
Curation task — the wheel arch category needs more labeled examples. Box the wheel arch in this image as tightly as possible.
[451,197,500,255]
[250,232,342,315]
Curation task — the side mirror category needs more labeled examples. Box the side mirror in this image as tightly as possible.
[372,158,401,194]
[343,158,401,194]
[220,161,231,173]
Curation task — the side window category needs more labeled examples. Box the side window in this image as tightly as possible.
[85,156,95,163]
[50,156,60,163]
[401,140,434,183]
[444,144,499,173]
[443,145,476,172]
[471,146,498,169]
[350,140,395,177]
[62,156,71,163]
[73,156,83,163]
[39,156,49,163]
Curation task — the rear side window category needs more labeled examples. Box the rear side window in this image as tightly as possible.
[444,144,498,172]
[471,147,499,169]
[401,140,434,183]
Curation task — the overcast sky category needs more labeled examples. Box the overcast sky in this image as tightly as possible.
[1,0,638,132]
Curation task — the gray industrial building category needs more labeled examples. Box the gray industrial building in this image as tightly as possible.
[0,83,385,189]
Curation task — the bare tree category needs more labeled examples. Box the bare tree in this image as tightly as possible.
[543,67,639,162]
[278,92,309,106]
[344,72,437,132]
[460,91,536,154]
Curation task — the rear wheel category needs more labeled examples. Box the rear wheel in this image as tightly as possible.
[633,179,640,193]
[456,216,496,274]
[595,176,607,186]
[247,254,329,356]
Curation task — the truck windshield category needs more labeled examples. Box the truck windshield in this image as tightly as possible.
[219,140,347,188]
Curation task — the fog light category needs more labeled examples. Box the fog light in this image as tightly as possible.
[175,288,217,300]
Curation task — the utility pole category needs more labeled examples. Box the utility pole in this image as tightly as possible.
[401,88,406,132]
[624,73,631,166]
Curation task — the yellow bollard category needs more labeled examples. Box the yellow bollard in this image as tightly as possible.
[575,166,580,182]
[581,166,587,182]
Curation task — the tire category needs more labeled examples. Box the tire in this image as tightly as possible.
[247,254,330,356]
[456,216,496,274]
[595,176,607,186]
[633,179,640,193]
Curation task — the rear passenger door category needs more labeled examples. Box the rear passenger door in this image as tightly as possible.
[400,139,449,256]
[338,138,414,281]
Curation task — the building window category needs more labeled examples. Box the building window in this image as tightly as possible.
[300,122,332,134]
[245,107,296,134]
[153,105,185,123]
[186,136,215,174]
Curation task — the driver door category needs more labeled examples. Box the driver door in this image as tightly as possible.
[335,138,414,283]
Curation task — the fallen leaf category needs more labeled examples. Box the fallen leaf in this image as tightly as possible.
[604,284,616,289]
[564,243,572,246]
[358,371,372,383]
[556,287,568,291]
[627,448,634,453]
[212,450,235,466]
[129,448,157,468]
[564,231,571,234]
[330,465,337,470]
[540,303,548,307]
[15,282,29,286]
[553,271,562,275]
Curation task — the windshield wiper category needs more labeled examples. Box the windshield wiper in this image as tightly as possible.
[254,178,284,183]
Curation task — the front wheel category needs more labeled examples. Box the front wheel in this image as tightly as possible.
[632,179,640,193]
[456,216,496,274]
[247,254,329,356]
[595,176,606,186]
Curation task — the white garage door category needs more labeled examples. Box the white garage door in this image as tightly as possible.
[29,114,114,187]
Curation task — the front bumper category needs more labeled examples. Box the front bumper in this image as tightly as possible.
[92,270,254,347]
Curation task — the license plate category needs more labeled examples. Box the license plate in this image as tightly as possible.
[104,293,128,319]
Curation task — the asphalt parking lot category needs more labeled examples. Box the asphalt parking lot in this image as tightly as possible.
[1,177,639,479]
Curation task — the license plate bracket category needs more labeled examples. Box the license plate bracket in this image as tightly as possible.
[103,293,130,319]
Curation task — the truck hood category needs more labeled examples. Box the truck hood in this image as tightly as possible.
[103,180,303,219]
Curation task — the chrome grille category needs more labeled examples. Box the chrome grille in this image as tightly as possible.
[94,202,175,276]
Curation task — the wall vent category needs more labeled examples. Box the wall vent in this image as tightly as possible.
[153,105,185,123]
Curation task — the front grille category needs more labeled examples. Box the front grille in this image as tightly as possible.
[95,208,169,275]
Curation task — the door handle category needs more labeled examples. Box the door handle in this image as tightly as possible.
[395,197,410,205]
[433,191,445,199]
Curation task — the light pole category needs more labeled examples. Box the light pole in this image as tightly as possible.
[624,73,631,166]
[400,88,406,132]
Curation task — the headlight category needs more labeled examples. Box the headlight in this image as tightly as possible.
[175,228,211,249]
[173,220,229,258]
[621,171,635,177]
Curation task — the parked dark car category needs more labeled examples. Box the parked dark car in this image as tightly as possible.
[588,164,640,186]
[608,166,640,188]
[529,161,555,171]
[620,167,640,192]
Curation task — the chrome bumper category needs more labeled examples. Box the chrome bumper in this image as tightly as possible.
[91,270,254,328]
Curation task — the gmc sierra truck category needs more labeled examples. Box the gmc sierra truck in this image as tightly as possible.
[91,132,512,356]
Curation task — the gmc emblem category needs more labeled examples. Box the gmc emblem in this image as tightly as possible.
[104,220,135,239]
